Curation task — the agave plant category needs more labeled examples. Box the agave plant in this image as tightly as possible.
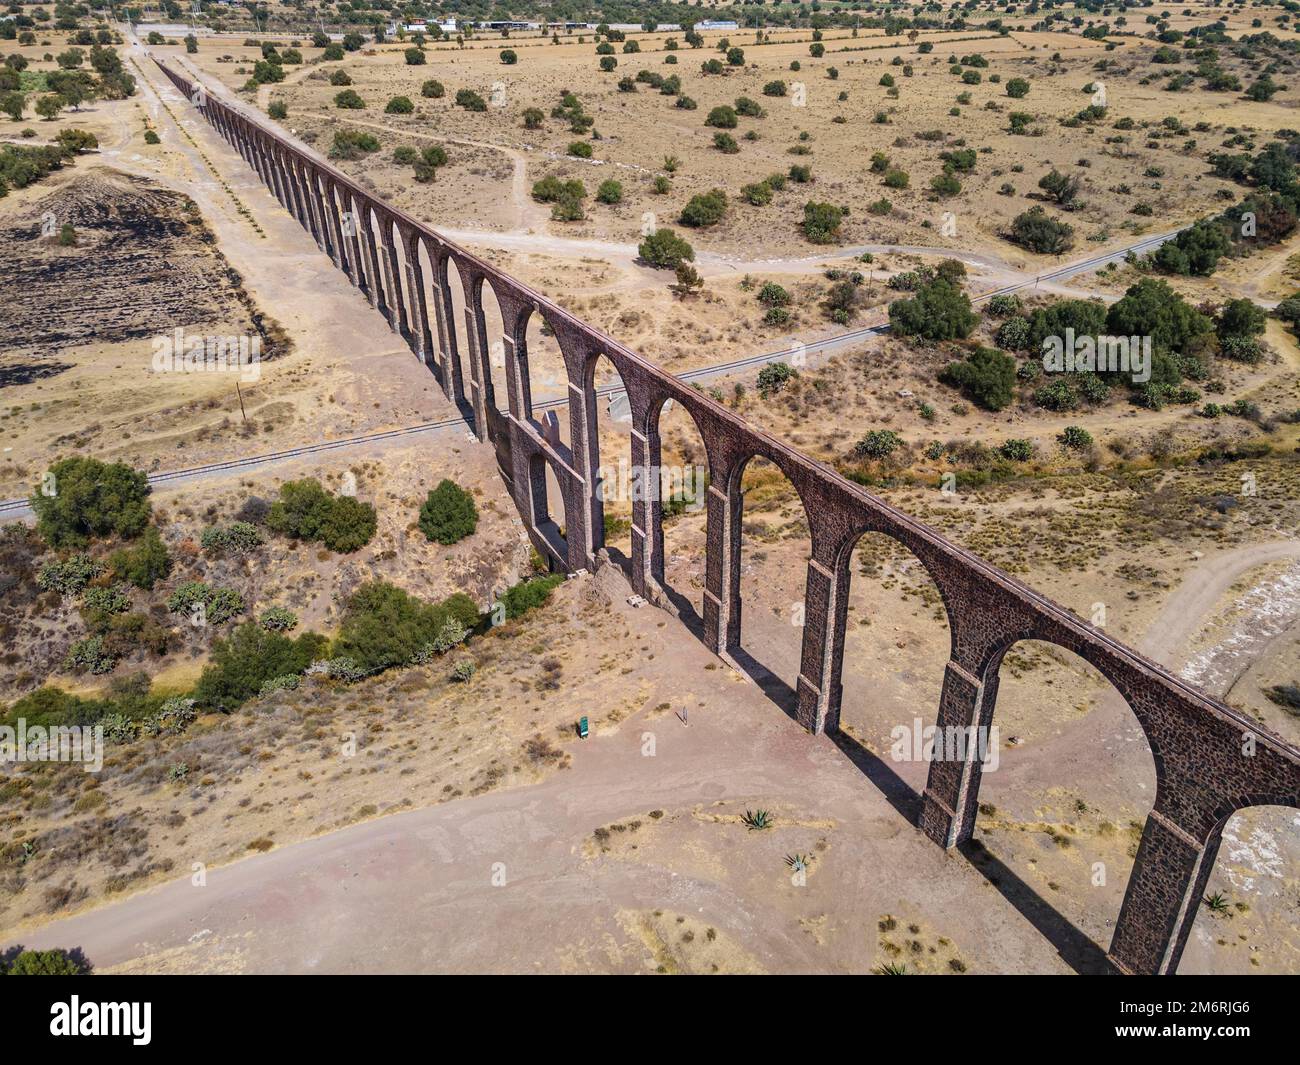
[742,808,772,831]
[875,962,909,975]
[785,853,813,871]
[1203,891,1230,914]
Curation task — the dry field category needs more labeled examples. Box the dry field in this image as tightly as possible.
[0,16,1297,974]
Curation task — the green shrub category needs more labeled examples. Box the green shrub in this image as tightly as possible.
[193,622,329,710]
[418,480,479,545]
[803,201,847,244]
[1000,438,1034,461]
[334,89,364,109]
[501,574,565,619]
[679,188,727,227]
[3,949,90,975]
[385,95,414,114]
[757,362,797,397]
[940,347,1017,411]
[200,521,265,555]
[332,581,481,674]
[259,606,298,632]
[267,478,376,553]
[889,280,978,341]
[36,553,103,596]
[421,79,445,98]
[854,430,904,459]
[1058,425,1094,451]
[30,457,151,548]
[455,89,487,112]
[107,525,170,590]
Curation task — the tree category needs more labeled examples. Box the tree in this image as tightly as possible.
[31,457,151,548]
[334,89,364,110]
[418,480,479,545]
[500,49,518,65]
[1105,278,1212,356]
[184,34,197,54]
[405,47,426,65]
[638,228,695,268]
[940,347,1017,410]
[1006,77,1030,98]
[888,279,978,341]
[35,94,64,120]
[757,362,797,397]
[385,96,414,114]
[1218,298,1266,338]
[670,261,704,298]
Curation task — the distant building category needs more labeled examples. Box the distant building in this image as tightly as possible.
[695,20,739,31]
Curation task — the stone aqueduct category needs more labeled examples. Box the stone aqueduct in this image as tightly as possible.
[157,59,1300,975]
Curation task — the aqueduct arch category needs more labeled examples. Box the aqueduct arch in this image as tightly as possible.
[158,60,1300,975]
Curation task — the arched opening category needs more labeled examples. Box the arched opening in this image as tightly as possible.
[477,279,510,423]
[653,396,711,634]
[365,207,390,316]
[836,530,951,804]
[415,236,439,373]
[588,353,635,571]
[972,640,1157,974]
[732,454,811,715]
[1178,805,1299,974]
[442,254,471,409]
[522,307,569,430]
[528,452,568,567]
[390,220,414,343]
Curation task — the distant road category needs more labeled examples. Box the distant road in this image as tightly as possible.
[0,225,1183,519]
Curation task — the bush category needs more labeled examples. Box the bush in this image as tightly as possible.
[679,188,727,227]
[31,457,151,548]
[267,479,376,553]
[758,282,791,306]
[329,69,352,86]
[3,950,90,975]
[268,99,287,120]
[259,606,298,632]
[568,140,593,158]
[638,228,695,268]
[193,622,328,711]
[421,79,445,98]
[166,581,245,625]
[757,362,797,397]
[1008,206,1075,254]
[332,581,481,674]
[455,89,487,112]
[200,521,265,555]
[996,316,1031,350]
[64,635,116,675]
[854,430,903,459]
[1058,425,1094,451]
[803,201,847,244]
[705,105,738,129]
[940,347,1017,411]
[329,129,379,160]
[596,179,623,204]
[742,181,772,206]
[999,438,1034,461]
[385,95,414,114]
[37,553,103,596]
[501,574,565,619]
[500,49,518,65]
[1006,77,1030,98]
[883,168,910,189]
[418,480,479,545]
[404,47,426,65]
[334,89,364,109]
